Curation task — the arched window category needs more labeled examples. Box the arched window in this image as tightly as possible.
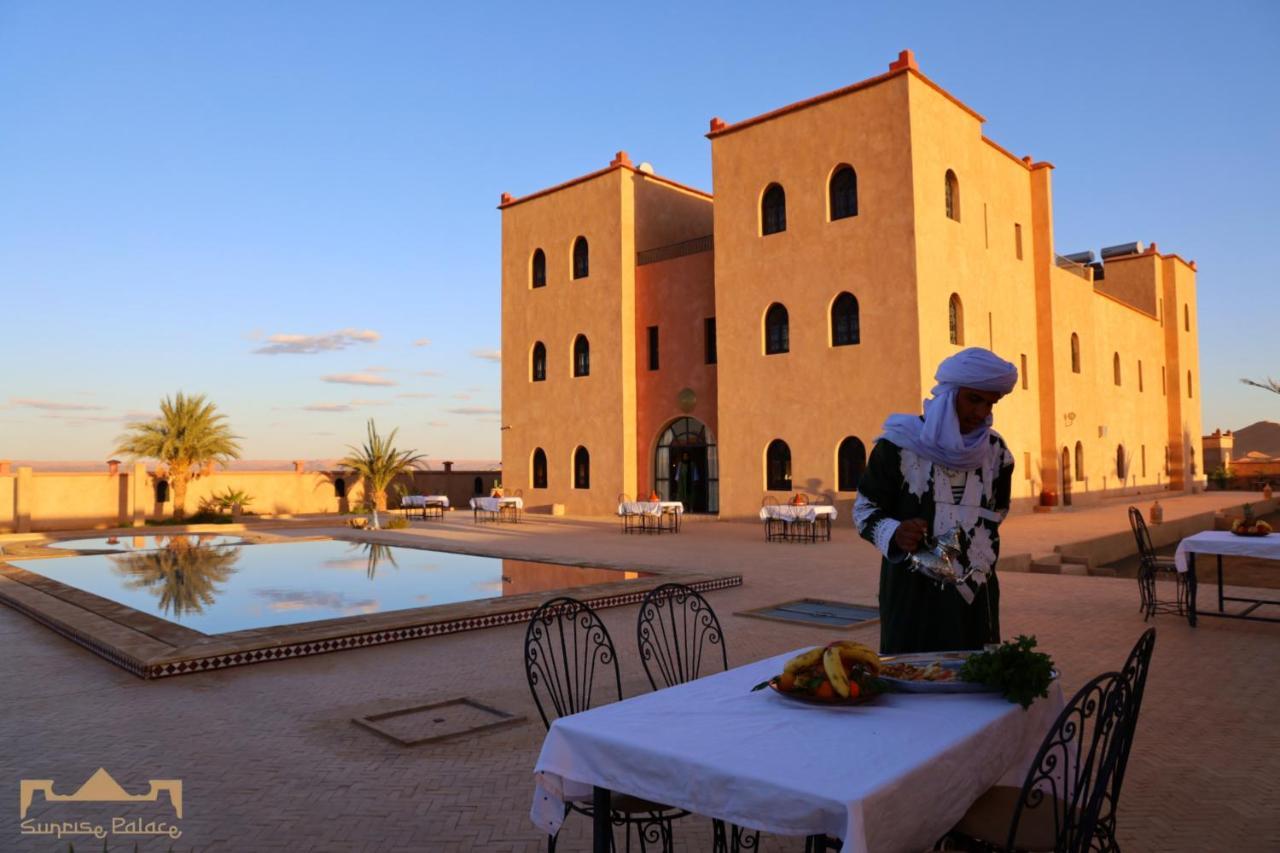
[531,248,546,288]
[1187,370,1193,398]
[531,341,547,382]
[831,292,860,346]
[572,236,589,280]
[766,439,792,491]
[573,335,590,377]
[764,303,789,354]
[1113,352,1122,386]
[532,448,548,489]
[948,294,964,345]
[837,436,866,492]
[1116,445,1127,480]
[1070,333,1081,374]
[573,446,590,489]
[1184,304,1189,331]
[1074,442,1084,482]
[473,476,484,495]
[334,477,346,499]
[761,183,787,235]
[829,165,858,221]
[155,479,169,503]
[945,169,960,221]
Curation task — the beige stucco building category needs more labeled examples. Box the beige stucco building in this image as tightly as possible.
[499,51,1202,518]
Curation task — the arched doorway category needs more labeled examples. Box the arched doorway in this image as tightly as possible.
[654,417,718,513]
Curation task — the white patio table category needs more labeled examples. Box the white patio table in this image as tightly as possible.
[531,648,1063,853]
[400,495,450,508]
[758,504,838,542]
[1173,530,1280,625]
[616,501,684,533]
[469,495,523,522]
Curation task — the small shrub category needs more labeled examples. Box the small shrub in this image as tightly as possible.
[384,515,409,530]
[147,510,232,526]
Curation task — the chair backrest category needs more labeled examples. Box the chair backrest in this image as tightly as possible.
[637,583,728,690]
[511,487,524,499]
[762,495,779,508]
[1006,670,1134,853]
[1096,628,1157,848]
[617,493,633,504]
[524,597,622,730]
[1127,506,1158,566]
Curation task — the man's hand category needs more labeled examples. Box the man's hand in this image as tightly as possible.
[893,518,929,553]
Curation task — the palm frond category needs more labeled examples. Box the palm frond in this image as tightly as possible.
[1240,377,1280,395]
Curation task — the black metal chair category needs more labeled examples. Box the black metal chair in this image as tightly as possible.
[945,670,1134,852]
[525,596,689,852]
[762,495,787,542]
[636,584,759,853]
[1093,628,1156,852]
[1127,507,1187,620]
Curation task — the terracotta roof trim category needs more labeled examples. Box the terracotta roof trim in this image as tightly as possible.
[499,163,711,210]
[982,137,1030,170]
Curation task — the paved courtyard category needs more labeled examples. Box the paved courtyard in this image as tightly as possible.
[3,493,1278,852]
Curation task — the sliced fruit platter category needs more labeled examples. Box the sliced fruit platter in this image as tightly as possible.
[1231,504,1272,537]
[753,641,885,705]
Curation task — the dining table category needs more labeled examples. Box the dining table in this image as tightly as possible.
[1173,530,1280,625]
[616,500,684,533]
[531,648,1063,853]
[759,504,839,542]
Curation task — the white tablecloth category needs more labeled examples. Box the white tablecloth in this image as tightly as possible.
[617,501,683,516]
[401,495,449,508]
[758,505,839,523]
[1174,530,1280,574]
[469,496,523,512]
[531,649,1062,852]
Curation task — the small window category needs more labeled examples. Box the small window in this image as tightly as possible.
[573,334,590,377]
[334,477,346,499]
[531,341,547,382]
[1187,370,1193,398]
[1162,365,1166,395]
[945,169,960,221]
[948,294,964,345]
[1141,445,1147,477]
[764,303,789,354]
[761,184,787,235]
[573,446,590,489]
[1138,360,1144,392]
[572,236,589,280]
[829,165,858,221]
[647,326,659,371]
[1070,333,1081,374]
[1184,304,1190,332]
[1023,451,1031,480]
[531,248,546,288]
[1113,352,1122,386]
[704,317,717,365]
[1014,223,1023,259]
[473,476,484,495]
[836,436,866,492]
[532,448,548,489]
[1164,445,1170,475]
[831,292,860,346]
[1116,445,1127,480]
[1074,442,1084,482]
[1020,354,1028,390]
[155,479,169,503]
[766,439,792,491]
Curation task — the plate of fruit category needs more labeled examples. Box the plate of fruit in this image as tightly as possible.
[1231,504,1273,537]
[753,641,884,705]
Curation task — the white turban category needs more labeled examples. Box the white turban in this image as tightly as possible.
[880,348,1018,470]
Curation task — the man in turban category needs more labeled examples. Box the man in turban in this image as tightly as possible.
[854,348,1020,654]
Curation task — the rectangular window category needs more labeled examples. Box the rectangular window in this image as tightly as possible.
[705,317,717,365]
[1141,445,1147,477]
[1020,354,1028,389]
[1023,452,1031,479]
[1161,365,1166,395]
[647,325,659,371]
[1014,223,1023,259]
[1138,360,1144,392]
[983,203,989,248]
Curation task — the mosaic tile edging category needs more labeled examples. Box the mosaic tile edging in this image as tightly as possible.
[6,574,741,680]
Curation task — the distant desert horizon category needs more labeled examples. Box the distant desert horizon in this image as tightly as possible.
[7,458,501,473]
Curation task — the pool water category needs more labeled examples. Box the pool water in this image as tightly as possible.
[47,534,250,552]
[9,539,647,634]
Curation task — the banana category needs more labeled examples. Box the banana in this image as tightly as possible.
[782,646,826,675]
[823,647,851,698]
[827,640,882,675]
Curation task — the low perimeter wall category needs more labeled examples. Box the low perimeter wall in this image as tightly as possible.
[0,465,501,533]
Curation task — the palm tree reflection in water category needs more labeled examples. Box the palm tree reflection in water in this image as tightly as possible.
[356,542,399,579]
[110,538,241,619]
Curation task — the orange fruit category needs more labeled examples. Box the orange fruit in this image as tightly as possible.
[814,681,835,700]
[846,681,861,700]
[778,672,796,691]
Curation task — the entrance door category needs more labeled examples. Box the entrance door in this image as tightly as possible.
[654,417,719,513]
[1061,446,1073,506]
[669,446,709,513]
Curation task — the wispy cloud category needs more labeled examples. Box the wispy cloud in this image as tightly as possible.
[471,348,501,363]
[413,338,431,347]
[303,403,354,412]
[445,406,500,416]
[11,398,108,412]
[349,398,392,406]
[40,413,121,423]
[418,370,443,378]
[363,365,391,373]
[396,392,435,399]
[253,328,381,355]
[425,420,447,427]
[452,393,472,401]
[321,373,396,387]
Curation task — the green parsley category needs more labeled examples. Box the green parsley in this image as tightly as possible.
[959,635,1055,709]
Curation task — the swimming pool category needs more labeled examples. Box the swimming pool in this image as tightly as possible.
[8,539,649,634]
[46,534,250,552]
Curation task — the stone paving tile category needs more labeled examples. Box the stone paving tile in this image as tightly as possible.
[1,493,1278,852]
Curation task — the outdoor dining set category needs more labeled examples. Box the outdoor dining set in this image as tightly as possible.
[616,494,683,534]
[760,494,838,543]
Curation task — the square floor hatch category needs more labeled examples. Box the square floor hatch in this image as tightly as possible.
[353,697,524,746]
[739,598,880,629]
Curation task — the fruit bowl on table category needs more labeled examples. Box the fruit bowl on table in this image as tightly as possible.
[754,640,884,706]
[1230,527,1272,537]
[767,677,883,706]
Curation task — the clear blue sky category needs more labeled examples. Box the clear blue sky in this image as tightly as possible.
[2,1,1276,463]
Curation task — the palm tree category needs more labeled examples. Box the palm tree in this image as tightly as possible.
[1240,377,1280,395]
[114,393,242,520]
[111,538,241,618]
[340,419,425,528]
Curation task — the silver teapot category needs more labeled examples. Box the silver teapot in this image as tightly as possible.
[908,523,979,586]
